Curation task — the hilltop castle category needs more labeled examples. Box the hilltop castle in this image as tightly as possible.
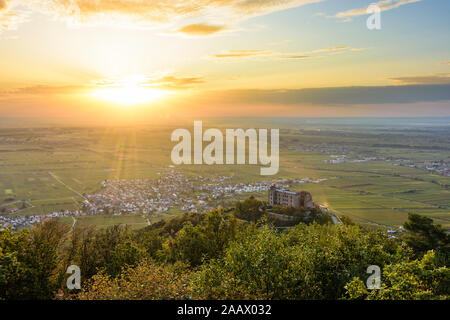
[268,184,314,209]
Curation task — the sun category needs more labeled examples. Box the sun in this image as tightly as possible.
[91,76,170,106]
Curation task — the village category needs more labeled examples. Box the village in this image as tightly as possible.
[0,169,328,230]
[83,170,327,216]
[396,159,449,176]
[290,144,449,176]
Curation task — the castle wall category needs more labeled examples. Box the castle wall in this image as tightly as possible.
[269,186,314,209]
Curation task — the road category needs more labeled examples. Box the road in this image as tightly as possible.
[70,216,77,233]
[330,213,343,225]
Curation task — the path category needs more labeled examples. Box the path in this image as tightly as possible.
[70,216,77,233]
[48,171,89,203]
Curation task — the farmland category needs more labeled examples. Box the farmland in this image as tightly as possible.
[0,118,449,229]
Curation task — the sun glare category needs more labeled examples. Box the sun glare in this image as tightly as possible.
[91,76,170,106]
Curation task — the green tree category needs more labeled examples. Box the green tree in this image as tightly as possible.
[403,213,449,259]
[192,224,297,299]
[69,224,146,279]
[162,208,241,266]
[193,223,409,299]
[0,220,69,299]
[345,251,450,300]
[234,196,265,222]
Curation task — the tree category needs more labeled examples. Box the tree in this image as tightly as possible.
[75,260,191,300]
[0,220,69,299]
[69,224,146,279]
[345,251,450,300]
[193,223,408,300]
[162,208,241,266]
[192,224,297,299]
[403,213,449,259]
[0,227,30,299]
[234,196,265,222]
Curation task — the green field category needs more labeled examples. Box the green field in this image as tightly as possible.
[1,119,449,229]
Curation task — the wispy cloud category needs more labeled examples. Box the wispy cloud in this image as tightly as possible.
[336,0,422,19]
[142,75,204,89]
[311,46,349,53]
[1,74,204,97]
[0,0,8,11]
[1,85,89,96]
[171,23,226,36]
[211,46,363,61]
[282,55,314,60]
[388,73,450,85]
[212,50,273,59]
[0,0,28,31]
[195,84,450,106]
[0,0,323,35]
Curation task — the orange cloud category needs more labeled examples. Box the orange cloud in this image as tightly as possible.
[213,50,273,58]
[336,0,422,19]
[0,0,28,31]
[0,75,204,98]
[0,85,89,96]
[1,0,323,33]
[0,0,8,11]
[211,46,361,61]
[173,23,226,36]
[143,75,204,89]
[312,46,349,53]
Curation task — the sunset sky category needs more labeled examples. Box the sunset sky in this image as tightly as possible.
[0,0,449,122]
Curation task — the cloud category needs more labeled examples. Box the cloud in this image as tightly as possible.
[196,84,450,105]
[1,0,323,34]
[142,75,204,89]
[211,46,361,61]
[282,55,313,60]
[0,0,28,31]
[388,73,450,85]
[101,75,204,89]
[0,0,8,11]
[172,23,226,36]
[0,74,204,97]
[312,46,349,53]
[336,0,422,19]
[1,85,90,96]
[212,50,273,58]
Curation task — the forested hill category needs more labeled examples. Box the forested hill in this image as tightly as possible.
[0,197,449,300]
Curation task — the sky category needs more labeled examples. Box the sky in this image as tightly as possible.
[0,0,449,123]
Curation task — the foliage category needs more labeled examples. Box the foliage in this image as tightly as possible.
[0,220,68,299]
[161,208,242,266]
[233,196,266,222]
[1,201,448,301]
[192,222,409,299]
[403,213,449,260]
[339,215,356,226]
[68,224,146,279]
[76,260,191,300]
[345,251,450,300]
